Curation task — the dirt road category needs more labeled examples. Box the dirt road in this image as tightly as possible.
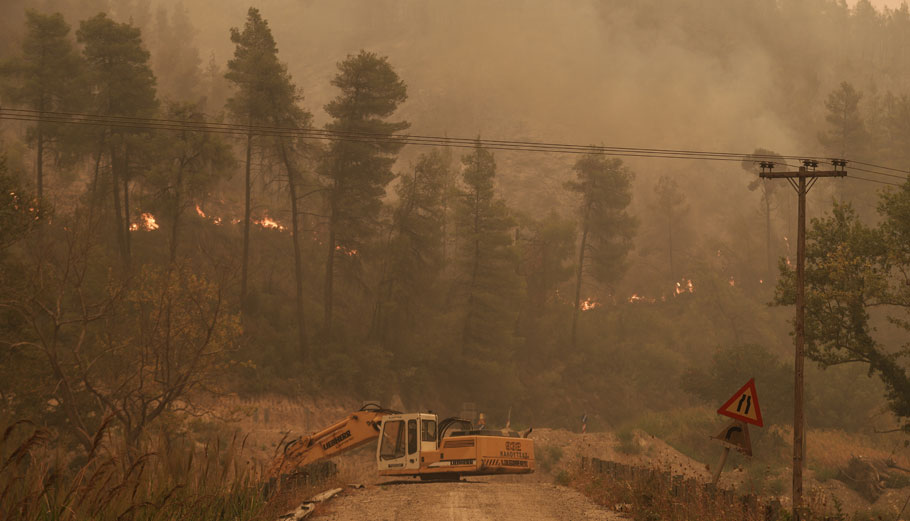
[313,478,622,521]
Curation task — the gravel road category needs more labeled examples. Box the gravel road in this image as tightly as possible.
[313,478,622,521]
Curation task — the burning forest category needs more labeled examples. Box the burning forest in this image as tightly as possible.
[1,1,910,520]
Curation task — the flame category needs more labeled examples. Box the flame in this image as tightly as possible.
[195,204,206,218]
[213,217,222,225]
[759,279,764,284]
[674,278,695,295]
[335,245,358,256]
[257,216,281,229]
[628,294,656,304]
[130,212,159,231]
[581,297,600,310]
[728,277,735,287]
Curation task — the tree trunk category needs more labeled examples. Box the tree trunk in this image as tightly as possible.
[110,145,127,264]
[169,162,184,263]
[324,219,336,334]
[461,188,482,352]
[36,117,44,200]
[122,149,131,267]
[279,141,309,361]
[571,201,592,348]
[240,130,252,315]
[667,208,674,280]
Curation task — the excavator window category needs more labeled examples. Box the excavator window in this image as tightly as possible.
[407,420,417,455]
[421,420,436,442]
[379,420,405,460]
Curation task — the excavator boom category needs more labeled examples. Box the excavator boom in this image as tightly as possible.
[268,404,395,478]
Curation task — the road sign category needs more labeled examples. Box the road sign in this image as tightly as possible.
[711,420,752,457]
[717,378,763,427]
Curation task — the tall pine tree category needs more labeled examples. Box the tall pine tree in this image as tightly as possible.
[226,8,314,358]
[318,50,408,334]
[455,141,522,408]
[0,10,84,200]
[566,152,636,347]
[225,8,284,315]
[77,13,157,266]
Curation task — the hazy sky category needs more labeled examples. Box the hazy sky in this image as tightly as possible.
[858,0,907,8]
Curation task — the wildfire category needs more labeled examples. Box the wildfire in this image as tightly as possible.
[256,215,283,230]
[130,212,159,231]
[628,294,656,304]
[195,204,206,218]
[728,276,735,287]
[581,297,600,311]
[335,245,358,257]
[674,279,695,295]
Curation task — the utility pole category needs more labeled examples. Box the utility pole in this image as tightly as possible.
[759,159,847,521]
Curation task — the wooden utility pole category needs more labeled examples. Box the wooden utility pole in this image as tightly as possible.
[759,159,847,521]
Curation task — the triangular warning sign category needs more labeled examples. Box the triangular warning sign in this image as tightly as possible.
[711,420,752,457]
[717,378,763,427]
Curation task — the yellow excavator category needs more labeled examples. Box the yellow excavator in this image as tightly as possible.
[268,403,534,481]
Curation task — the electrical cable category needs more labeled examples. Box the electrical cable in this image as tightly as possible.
[1,107,907,189]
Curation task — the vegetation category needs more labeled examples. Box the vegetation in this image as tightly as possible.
[1,1,910,518]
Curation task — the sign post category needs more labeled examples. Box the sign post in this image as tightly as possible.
[711,379,763,484]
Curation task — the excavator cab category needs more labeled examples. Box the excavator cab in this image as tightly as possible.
[376,413,437,473]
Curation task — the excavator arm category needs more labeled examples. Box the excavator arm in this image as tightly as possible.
[267,403,397,478]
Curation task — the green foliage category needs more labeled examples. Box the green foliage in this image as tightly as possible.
[682,344,793,426]
[537,444,564,473]
[819,82,867,158]
[0,10,87,195]
[374,150,450,353]
[616,428,642,455]
[77,13,157,119]
[319,50,409,332]
[320,50,409,243]
[775,198,910,427]
[566,153,637,290]
[225,8,287,128]
[454,142,522,409]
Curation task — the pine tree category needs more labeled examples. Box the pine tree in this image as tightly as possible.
[318,50,408,334]
[566,152,636,347]
[818,82,867,158]
[226,7,314,358]
[225,7,284,315]
[454,141,522,406]
[652,175,689,281]
[0,10,84,200]
[741,148,785,278]
[372,149,448,347]
[77,13,157,266]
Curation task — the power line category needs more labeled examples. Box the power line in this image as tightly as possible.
[845,174,903,187]
[0,106,840,163]
[850,165,908,182]
[2,107,906,189]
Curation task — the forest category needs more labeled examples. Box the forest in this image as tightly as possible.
[0,0,910,519]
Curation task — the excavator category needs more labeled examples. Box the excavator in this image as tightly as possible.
[268,403,535,481]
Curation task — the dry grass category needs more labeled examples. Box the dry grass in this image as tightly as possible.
[568,459,857,521]
[0,418,335,521]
